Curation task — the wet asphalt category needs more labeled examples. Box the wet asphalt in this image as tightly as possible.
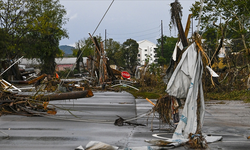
[0,91,250,150]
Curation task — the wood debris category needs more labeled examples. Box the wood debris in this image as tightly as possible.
[0,90,56,116]
[0,75,94,117]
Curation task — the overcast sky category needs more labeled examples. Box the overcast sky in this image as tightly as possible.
[59,0,198,47]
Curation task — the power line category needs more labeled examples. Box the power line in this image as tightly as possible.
[92,0,115,35]
[108,31,161,42]
[110,35,160,43]
[61,0,115,80]
[108,25,160,35]
[60,0,194,2]
[105,21,179,42]
[107,30,160,40]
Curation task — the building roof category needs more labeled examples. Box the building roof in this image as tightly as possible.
[56,58,77,64]
[137,40,157,46]
[20,57,88,65]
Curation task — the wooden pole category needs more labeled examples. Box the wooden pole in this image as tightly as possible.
[161,20,164,57]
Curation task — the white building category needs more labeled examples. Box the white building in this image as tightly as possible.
[137,40,158,65]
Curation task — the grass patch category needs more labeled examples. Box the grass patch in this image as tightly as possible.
[113,80,166,99]
[129,90,160,99]
[108,86,159,99]
[206,90,250,103]
[124,84,166,99]
[129,89,250,102]
[115,86,161,99]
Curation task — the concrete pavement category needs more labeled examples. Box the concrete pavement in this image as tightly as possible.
[0,91,250,149]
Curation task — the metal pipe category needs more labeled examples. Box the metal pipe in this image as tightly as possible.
[0,56,24,76]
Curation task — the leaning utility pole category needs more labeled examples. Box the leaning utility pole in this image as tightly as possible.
[105,29,107,51]
[161,20,164,57]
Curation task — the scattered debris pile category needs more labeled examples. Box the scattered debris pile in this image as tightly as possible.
[144,139,173,147]
[86,34,118,87]
[0,90,56,116]
[186,133,208,149]
[0,73,94,117]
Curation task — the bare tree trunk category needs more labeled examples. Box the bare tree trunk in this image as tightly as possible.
[241,34,249,55]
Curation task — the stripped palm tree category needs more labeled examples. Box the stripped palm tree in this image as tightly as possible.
[170,0,188,47]
[166,0,189,81]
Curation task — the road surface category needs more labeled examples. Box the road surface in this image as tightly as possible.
[0,91,250,149]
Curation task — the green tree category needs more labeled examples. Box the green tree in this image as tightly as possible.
[156,36,178,65]
[24,0,68,75]
[0,0,30,59]
[73,36,102,57]
[105,38,121,65]
[190,0,250,55]
[0,0,68,75]
[121,38,139,74]
[202,25,218,59]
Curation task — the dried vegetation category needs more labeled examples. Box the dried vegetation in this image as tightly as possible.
[203,53,250,102]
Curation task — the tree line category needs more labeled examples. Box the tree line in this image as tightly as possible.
[7,0,250,77]
[0,0,177,76]
[72,36,178,74]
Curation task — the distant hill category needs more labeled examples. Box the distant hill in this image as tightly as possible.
[59,45,75,56]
